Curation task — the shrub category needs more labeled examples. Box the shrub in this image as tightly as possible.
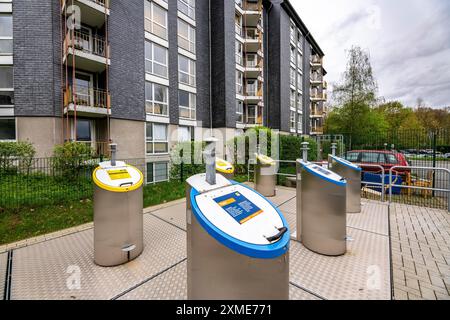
[0,141,36,174]
[53,142,95,181]
[170,141,206,181]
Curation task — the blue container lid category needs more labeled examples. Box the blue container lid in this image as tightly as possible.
[298,160,347,187]
[330,155,362,172]
[190,182,290,259]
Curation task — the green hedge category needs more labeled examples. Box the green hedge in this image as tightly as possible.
[0,141,36,174]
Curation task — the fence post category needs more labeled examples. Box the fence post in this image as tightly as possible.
[432,131,437,198]
[180,149,184,183]
[448,172,450,213]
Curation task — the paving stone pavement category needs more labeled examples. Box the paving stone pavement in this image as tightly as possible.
[390,204,450,300]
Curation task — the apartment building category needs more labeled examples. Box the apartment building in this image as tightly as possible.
[266,0,327,135]
[0,0,326,183]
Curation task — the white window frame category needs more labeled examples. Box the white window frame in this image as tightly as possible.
[178,0,195,20]
[246,79,258,96]
[246,53,257,68]
[0,65,13,108]
[290,45,296,65]
[290,67,296,87]
[179,89,196,120]
[297,112,303,132]
[145,41,168,78]
[290,89,296,110]
[178,125,194,142]
[297,92,303,111]
[145,0,168,40]
[290,111,296,131]
[178,54,196,87]
[177,18,196,54]
[146,162,169,184]
[235,40,243,65]
[146,122,169,155]
[297,72,303,90]
[145,82,169,116]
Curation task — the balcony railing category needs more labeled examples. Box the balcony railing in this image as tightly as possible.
[243,1,260,11]
[65,31,108,58]
[244,28,260,40]
[310,75,323,82]
[311,109,324,116]
[311,126,324,134]
[235,24,242,36]
[311,55,323,65]
[310,91,327,100]
[64,85,110,109]
[77,141,111,157]
[61,0,109,9]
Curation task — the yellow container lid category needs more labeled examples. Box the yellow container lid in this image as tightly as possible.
[93,161,144,193]
[216,158,235,174]
[256,154,276,166]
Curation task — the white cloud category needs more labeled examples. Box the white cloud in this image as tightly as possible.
[291,0,450,108]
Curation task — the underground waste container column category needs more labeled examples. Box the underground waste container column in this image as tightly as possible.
[92,161,144,267]
[254,154,277,197]
[186,173,290,300]
[328,155,362,214]
[216,157,235,180]
[297,160,347,256]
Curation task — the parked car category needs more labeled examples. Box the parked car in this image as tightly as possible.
[344,150,410,175]
[444,153,450,159]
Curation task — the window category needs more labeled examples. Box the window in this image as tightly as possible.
[290,68,296,87]
[236,100,244,123]
[146,122,169,154]
[297,31,303,49]
[235,13,242,36]
[297,53,303,71]
[290,111,296,130]
[178,0,195,19]
[145,1,168,40]
[179,90,196,119]
[246,80,257,96]
[297,93,303,110]
[290,90,296,109]
[386,154,399,164]
[178,55,196,86]
[246,104,256,124]
[145,82,168,116]
[361,152,380,164]
[297,112,303,131]
[290,45,296,65]
[178,19,196,53]
[76,120,92,142]
[0,66,13,88]
[235,40,243,65]
[145,41,168,78]
[178,126,194,142]
[147,162,169,184]
[0,118,15,140]
[297,72,303,90]
[0,14,13,55]
[246,54,257,68]
[346,152,359,162]
[290,24,296,43]
[236,70,243,94]
[0,91,13,106]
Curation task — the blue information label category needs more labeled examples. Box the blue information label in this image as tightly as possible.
[214,192,263,224]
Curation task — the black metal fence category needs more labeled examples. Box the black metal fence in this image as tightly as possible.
[0,157,150,209]
[316,129,450,209]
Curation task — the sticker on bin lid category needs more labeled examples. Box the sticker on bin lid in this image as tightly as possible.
[298,160,346,186]
[216,158,234,174]
[93,161,144,193]
[256,154,276,166]
[191,183,290,259]
[329,155,362,171]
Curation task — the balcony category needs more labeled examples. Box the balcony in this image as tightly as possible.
[241,1,262,27]
[243,104,264,126]
[64,85,111,117]
[310,55,323,68]
[61,0,110,25]
[310,74,323,85]
[310,109,324,118]
[323,80,328,89]
[243,28,262,52]
[310,126,324,135]
[64,31,110,72]
[244,59,263,78]
[310,91,327,101]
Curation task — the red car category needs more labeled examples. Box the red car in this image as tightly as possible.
[345,150,410,175]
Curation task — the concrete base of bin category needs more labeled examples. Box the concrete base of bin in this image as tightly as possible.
[93,185,144,267]
[187,208,289,300]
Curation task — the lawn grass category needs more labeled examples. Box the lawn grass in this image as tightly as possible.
[0,180,187,246]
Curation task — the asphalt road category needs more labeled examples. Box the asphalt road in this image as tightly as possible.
[409,160,449,198]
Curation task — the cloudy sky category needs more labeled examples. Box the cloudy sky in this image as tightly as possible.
[291,0,450,108]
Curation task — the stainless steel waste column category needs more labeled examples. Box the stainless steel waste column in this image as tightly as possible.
[298,160,347,256]
[186,173,290,300]
[254,154,277,197]
[93,160,144,266]
[329,155,362,213]
[216,158,235,180]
